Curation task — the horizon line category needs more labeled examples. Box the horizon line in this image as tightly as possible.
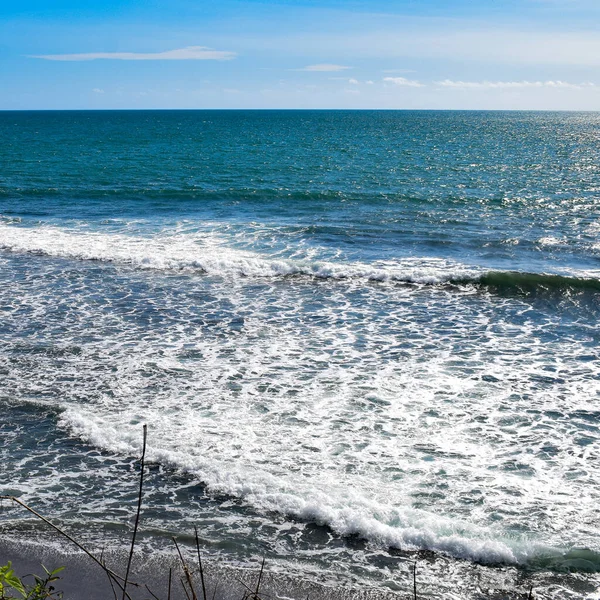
[1,107,598,112]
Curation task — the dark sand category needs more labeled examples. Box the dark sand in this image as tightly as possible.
[0,536,404,600]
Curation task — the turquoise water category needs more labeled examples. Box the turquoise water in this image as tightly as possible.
[1,110,599,598]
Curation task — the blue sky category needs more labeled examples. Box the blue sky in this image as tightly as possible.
[2,0,600,109]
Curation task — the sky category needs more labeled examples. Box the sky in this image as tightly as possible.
[2,0,600,110]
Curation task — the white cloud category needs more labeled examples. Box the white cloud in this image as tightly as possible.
[435,79,595,90]
[246,25,600,68]
[91,88,104,94]
[296,63,352,72]
[366,80,374,85]
[383,76,424,87]
[348,78,359,84]
[30,46,236,61]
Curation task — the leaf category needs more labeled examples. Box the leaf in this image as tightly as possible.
[0,563,26,596]
[46,566,65,582]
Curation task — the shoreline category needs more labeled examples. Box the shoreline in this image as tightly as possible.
[3,528,588,600]
[1,494,599,600]
[0,535,410,600]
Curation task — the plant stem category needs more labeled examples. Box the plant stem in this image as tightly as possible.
[122,424,148,600]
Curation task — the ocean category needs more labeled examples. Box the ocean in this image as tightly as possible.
[0,110,599,599]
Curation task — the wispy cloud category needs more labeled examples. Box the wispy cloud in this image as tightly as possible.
[296,63,352,72]
[30,46,236,61]
[383,76,424,88]
[257,26,600,68]
[91,88,105,94]
[435,79,595,90]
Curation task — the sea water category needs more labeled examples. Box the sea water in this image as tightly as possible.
[1,110,599,598]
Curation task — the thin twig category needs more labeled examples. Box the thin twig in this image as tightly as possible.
[181,576,192,600]
[254,557,266,600]
[194,525,207,600]
[122,424,148,600]
[413,561,417,600]
[236,579,257,597]
[101,547,119,600]
[145,584,162,600]
[173,536,198,600]
[168,568,172,600]
[211,582,219,600]
[236,578,273,600]
[0,495,130,595]
[106,568,119,600]
[528,585,534,600]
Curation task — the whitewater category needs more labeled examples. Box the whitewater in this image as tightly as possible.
[1,110,599,599]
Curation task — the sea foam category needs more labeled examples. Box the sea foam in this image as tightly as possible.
[58,406,554,567]
[0,222,481,283]
[2,223,599,294]
[3,220,600,573]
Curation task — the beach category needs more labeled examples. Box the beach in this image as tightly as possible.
[1,110,599,599]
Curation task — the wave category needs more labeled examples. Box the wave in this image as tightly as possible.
[463,271,600,295]
[58,407,600,572]
[1,223,599,295]
[0,185,394,206]
[0,223,482,283]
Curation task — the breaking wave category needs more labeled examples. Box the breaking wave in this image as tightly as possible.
[55,406,600,572]
[1,224,599,295]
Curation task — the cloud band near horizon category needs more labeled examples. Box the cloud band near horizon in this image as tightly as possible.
[435,79,595,90]
[296,64,352,72]
[382,78,595,90]
[29,46,236,61]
